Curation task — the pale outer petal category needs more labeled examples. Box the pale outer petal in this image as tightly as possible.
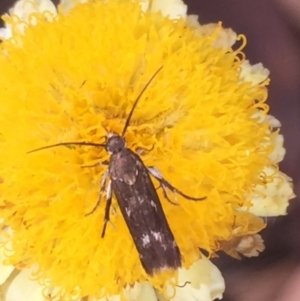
[240,60,270,86]
[267,115,281,128]
[123,282,158,301]
[96,282,158,301]
[61,0,186,18]
[0,230,15,285]
[59,0,88,13]
[0,0,57,39]
[97,259,224,301]
[248,112,294,216]
[199,24,237,49]
[0,27,12,40]
[251,113,285,163]
[184,18,238,49]
[250,168,295,216]
[221,233,265,259]
[269,134,286,163]
[3,268,45,301]
[140,0,187,19]
[186,14,200,27]
[158,258,225,301]
[8,0,57,21]
[0,248,14,285]
[236,234,265,257]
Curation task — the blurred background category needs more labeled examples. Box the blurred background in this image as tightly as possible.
[1,0,299,300]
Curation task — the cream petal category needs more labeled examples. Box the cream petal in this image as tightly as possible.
[251,168,295,216]
[98,259,224,301]
[140,0,187,19]
[123,282,158,301]
[158,258,224,301]
[183,15,239,50]
[240,60,270,86]
[59,0,88,13]
[2,268,45,301]
[269,134,286,163]
[0,229,15,285]
[235,234,265,257]
[221,233,265,259]
[184,20,237,49]
[0,0,57,39]
[266,115,281,129]
[251,112,286,163]
[0,265,14,286]
[31,0,57,15]
[8,0,57,21]
[151,0,187,19]
[265,115,285,163]
[200,24,237,49]
[0,27,12,40]
[0,253,14,285]
[186,14,200,27]
[96,283,158,301]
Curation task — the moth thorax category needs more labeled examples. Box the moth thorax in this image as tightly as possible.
[106,134,125,154]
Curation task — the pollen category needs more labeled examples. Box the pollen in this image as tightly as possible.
[0,0,280,299]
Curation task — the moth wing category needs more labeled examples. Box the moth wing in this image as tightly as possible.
[109,149,181,275]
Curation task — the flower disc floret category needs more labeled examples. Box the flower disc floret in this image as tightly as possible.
[0,0,278,299]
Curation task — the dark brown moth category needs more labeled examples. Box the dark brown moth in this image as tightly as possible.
[28,67,206,275]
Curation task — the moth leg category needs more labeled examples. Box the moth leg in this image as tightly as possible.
[110,204,117,215]
[101,180,113,238]
[147,166,206,202]
[155,183,178,206]
[85,169,109,216]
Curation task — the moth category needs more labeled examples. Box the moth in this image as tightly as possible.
[29,67,206,275]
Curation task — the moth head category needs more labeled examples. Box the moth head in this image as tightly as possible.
[106,133,125,154]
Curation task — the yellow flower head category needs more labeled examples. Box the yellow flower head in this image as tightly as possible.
[0,0,293,300]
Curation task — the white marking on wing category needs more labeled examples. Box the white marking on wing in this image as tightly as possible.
[151,231,162,242]
[150,200,157,210]
[162,244,168,251]
[141,234,151,247]
[125,207,131,217]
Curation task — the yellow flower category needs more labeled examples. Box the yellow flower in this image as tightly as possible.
[0,0,295,300]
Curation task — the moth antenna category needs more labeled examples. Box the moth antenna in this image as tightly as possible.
[121,66,163,137]
[27,142,106,154]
